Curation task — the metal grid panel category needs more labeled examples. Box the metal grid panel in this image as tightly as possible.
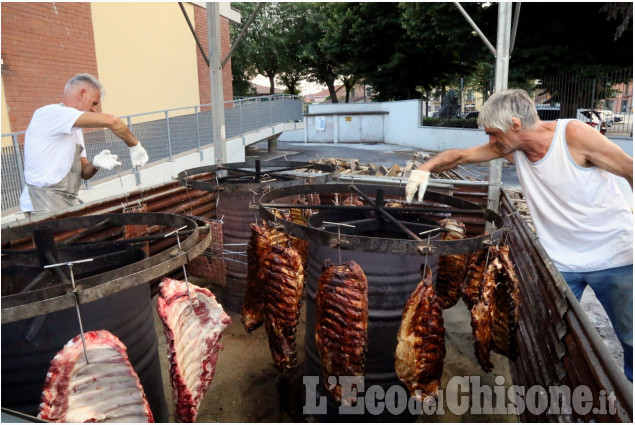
[1,96,303,212]
[1,145,23,210]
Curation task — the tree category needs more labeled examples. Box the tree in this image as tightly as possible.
[229,3,258,96]
[274,2,310,95]
[318,3,488,101]
[505,3,633,116]
[298,3,341,103]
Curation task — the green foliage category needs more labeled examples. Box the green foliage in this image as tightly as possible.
[229,2,632,101]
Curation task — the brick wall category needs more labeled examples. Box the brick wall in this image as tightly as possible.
[194,5,234,108]
[1,2,98,132]
[1,3,235,134]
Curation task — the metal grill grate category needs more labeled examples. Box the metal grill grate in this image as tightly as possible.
[185,216,226,286]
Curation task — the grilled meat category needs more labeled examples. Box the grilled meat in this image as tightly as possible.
[315,260,368,405]
[395,265,446,401]
[260,244,305,372]
[436,219,469,309]
[242,223,271,333]
[461,249,488,310]
[470,245,520,373]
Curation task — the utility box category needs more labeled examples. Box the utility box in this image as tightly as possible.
[305,111,388,143]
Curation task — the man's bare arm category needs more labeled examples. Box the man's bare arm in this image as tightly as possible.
[80,157,98,180]
[416,143,507,173]
[74,112,139,147]
[566,120,633,188]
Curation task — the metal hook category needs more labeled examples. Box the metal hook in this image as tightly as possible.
[118,173,130,207]
[417,228,439,272]
[44,258,94,364]
[323,221,355,264]
[165,226,195,312]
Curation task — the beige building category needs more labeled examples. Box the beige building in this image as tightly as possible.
[1,2,240,146]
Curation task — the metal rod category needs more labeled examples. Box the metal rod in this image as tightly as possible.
[453,2,497,55]
[510,2,521,55]
[260,202,485,215]
[350,185,422,241]
[166,110,173,162]
[44,259,94,364]
[323,221,356,264]
[179,2,210,66]
[11,133,26,191]
[165,225,195,311]
[221,2,264,68]
[62,219,111,244]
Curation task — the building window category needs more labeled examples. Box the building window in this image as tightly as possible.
[620,99,629,113]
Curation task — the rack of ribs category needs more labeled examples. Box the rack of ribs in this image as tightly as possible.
[156,278,231,423]
[395,264,446,401]
[38,330,154,423]
[315,260,368,405]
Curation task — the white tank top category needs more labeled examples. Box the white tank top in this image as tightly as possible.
[513,119,633,272]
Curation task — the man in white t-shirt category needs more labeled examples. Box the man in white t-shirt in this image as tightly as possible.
[19,73,149,212]
[405,89,633,381]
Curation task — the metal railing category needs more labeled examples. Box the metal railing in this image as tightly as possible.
[1,94,303,212]
[421,68,633,136]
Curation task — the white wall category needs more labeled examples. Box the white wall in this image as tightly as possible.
[304,100,632,155]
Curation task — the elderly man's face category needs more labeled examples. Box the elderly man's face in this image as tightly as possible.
[484,127,517,155]
[77,85,101,113]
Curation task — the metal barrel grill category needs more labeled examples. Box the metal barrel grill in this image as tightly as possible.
[178,160,335,313]
[259,183,506,421]
[1,212,211,422]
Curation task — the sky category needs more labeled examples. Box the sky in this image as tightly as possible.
[251,74,331,96]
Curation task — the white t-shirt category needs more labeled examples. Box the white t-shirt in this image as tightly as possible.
[20,104,86,211]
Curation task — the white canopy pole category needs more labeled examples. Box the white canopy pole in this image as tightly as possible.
[487,2,513,229]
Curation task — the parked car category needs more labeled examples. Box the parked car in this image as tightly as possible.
[576,109,607,134]
[462,111,479,119]
[595,110,615,127]
[535,105,560,121]
[599,110,624,125]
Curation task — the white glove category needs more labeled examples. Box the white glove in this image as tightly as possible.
[405,170,430,203]
[129,142,149,167]
[92,150,122,170]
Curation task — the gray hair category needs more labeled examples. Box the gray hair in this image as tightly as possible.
[64,73,104,97]
[477,89,539,132]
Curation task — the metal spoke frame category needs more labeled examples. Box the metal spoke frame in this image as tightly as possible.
[259,183,509,256]
[1,212,211,323]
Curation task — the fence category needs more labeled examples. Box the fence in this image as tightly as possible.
[1,94,303,212]
[421,68,633,136]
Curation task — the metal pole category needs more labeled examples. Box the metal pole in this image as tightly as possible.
[165,110,173,162]
[453,2,497,56]
[487,2,512,231]
[207,2,226,165]
[240,100,244,135]
[510,2,522,55]
[195,106,203,161]
[12,134,26,191]
[221,2,264,69]
[179,2,209,66]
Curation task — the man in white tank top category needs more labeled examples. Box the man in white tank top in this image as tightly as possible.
[405,89,633,381]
